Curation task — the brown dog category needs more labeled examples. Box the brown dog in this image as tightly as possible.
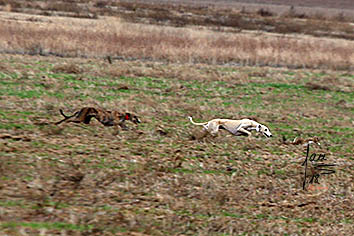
[55,107,141,129]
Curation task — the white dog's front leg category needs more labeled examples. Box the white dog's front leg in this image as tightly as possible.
[235,123,247,132]
[238,128,252,137]
[225,123,250,136]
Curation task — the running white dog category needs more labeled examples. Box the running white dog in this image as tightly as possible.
[188,116,272,138]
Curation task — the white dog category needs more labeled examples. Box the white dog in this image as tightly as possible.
[188,116,272,138]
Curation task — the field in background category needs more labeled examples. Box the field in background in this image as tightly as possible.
[1,0,354,38]
[0,0,353,235]
[1,0,354,71]
[0,11,353,71]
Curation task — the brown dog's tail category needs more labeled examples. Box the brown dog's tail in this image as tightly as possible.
[59,109,70,119]
[55,109,79,125]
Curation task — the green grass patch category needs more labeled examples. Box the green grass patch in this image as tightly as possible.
[0,88,43,99]
[0,222,93,231]
[0,200,25,207]
[0,122,35,130]
[222,211,244,218]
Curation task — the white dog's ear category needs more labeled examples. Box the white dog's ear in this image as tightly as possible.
[256,124,261,132]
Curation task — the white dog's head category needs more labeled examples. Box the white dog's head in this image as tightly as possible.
[257,124,272,138]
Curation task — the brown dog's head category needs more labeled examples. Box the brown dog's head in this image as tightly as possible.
[122,113,141,124]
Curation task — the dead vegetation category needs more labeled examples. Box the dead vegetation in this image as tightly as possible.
[1,0,354,45]
[52,63,82,74]
[0,1,353,70]
[0,11,353,70]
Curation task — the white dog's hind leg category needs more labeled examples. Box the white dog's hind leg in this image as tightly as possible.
[207,122,219,136]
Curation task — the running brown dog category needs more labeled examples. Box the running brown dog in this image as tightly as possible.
[55,107,141,129]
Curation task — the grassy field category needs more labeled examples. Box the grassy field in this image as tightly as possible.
[0,1,353,235]
[0,54,353,235]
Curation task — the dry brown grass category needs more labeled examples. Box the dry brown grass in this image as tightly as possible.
[0,12,353,70]
[2,0,354,36]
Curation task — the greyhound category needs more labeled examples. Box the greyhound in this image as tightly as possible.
[188,116,272,138]
[55,107,141,129]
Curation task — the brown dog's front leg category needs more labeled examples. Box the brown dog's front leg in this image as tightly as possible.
[119,122,129,130]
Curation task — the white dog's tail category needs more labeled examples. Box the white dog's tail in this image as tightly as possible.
[188,116,208,126]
